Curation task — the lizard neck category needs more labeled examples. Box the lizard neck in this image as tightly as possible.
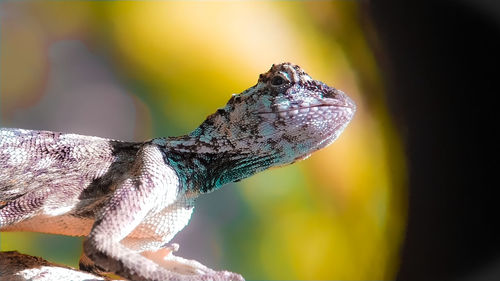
[156,124,281,193]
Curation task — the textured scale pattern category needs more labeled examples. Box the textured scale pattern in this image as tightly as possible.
[0,63,356,281]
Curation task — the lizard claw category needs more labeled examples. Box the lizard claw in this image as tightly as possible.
[200,271,245,281]
[218,271,245,281]
[166,243,180,253]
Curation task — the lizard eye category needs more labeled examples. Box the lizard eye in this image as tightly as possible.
[270,75,286,86]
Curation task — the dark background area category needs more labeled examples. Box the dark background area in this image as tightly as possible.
[366,1,500,280]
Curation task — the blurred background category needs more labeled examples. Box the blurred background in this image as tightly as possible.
[0,1,405,280]
[5,1,496,281]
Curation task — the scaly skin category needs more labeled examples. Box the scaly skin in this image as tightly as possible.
[0,63,356,281]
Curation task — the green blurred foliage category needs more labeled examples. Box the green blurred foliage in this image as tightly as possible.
[0,1,406,280]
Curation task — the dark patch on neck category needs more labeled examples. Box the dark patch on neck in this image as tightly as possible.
[161,144,278,194]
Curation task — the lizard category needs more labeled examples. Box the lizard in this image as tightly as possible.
[0,63,356,281]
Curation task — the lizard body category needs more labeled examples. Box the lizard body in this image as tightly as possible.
[0,63,356,280]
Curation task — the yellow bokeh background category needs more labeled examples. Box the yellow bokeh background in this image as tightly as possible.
[0,1,406,280]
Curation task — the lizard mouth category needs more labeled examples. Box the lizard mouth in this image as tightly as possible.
[257,104,355,119]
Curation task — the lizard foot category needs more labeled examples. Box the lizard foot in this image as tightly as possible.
[142,247,244,280]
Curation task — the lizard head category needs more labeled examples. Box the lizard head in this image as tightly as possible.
[195,63,356,165]
[169,63,357,191]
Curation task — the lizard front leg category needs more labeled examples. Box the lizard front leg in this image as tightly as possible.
[83,144,243,281]
[83,176,175,280]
